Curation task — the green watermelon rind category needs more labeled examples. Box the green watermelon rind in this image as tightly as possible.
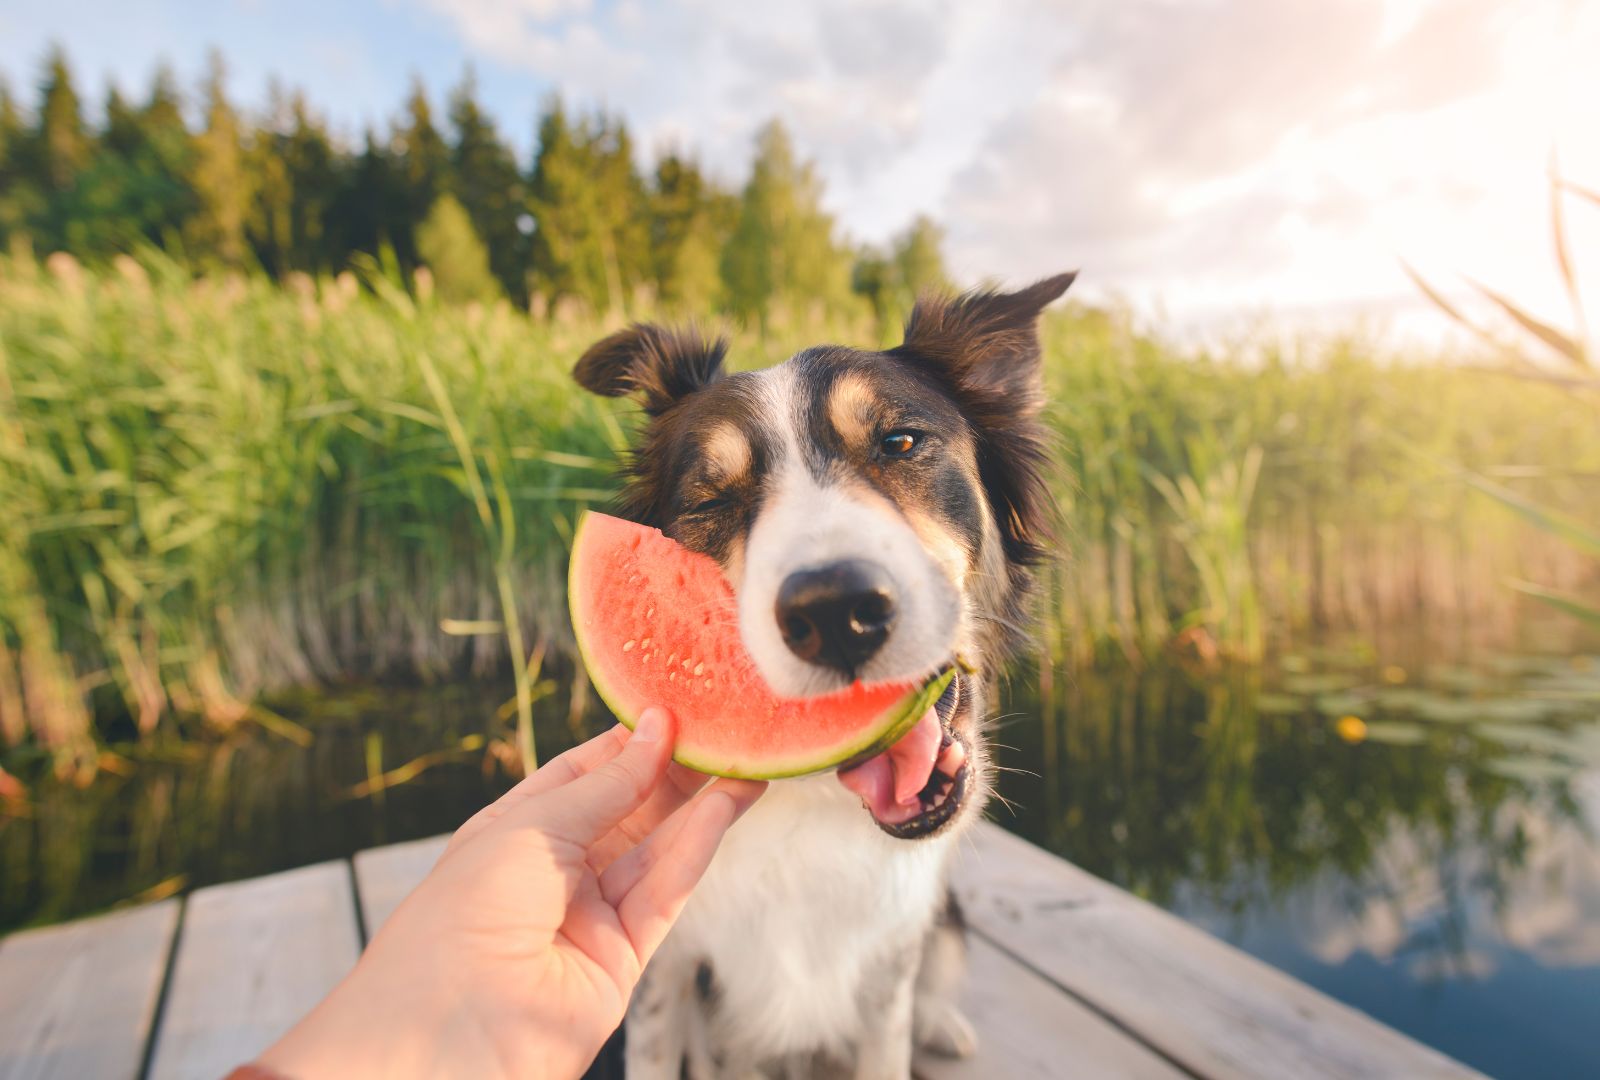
[568,511,957,780]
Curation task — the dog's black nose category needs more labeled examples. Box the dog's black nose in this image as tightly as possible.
[775,560,897,675]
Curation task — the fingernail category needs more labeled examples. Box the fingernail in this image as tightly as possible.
[634,707,668,743]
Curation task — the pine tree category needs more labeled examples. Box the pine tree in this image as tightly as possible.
[721,121,857,325]
[283,94,337,272]
[36,47,88,195]
[527,98,653,315]
[892,214,948,300]
[416,192,501,304]
[649,151,728,312]
[53,85,155,253]
[66,70,194,254]
[185,52,250,267]
[527,98,604,311]
[0,79,19,166]
[247,82,295,274]
[248,89,339,274]
[0,77,33,246]
[102,86,140,157]
[329,129,404,264]
[851,249,895,327]
[393,78,449,265]
[447,68,526,301]
[589,115,649,310]
[135,65,195,247]
[854,214,949,329]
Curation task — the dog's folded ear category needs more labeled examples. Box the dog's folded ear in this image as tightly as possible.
[891,272,1075,566]
[573,323,728,416]
[892,272,1075,412]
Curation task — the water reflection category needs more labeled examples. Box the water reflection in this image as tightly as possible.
[1,683,537,929]
[2,654,1597,1077]
[995,655,1600,1079]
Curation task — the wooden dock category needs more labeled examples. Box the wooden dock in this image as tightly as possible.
[0,821,1483,1079]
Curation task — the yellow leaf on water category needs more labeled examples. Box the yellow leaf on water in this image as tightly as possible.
[1336,715,1368,743]
[1382,665,1407,685]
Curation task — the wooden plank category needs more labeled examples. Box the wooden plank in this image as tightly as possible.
[147,861,360,1080]
[916,934,1185,1080]
[352,834,450,937]
[0,900,179,1080]
[953,822,1484,1080]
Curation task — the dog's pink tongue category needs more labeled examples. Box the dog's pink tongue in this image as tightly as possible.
[838,707,941,825]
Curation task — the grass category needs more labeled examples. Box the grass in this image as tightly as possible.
[2,251,1598,775]
[1038,307,1600,666]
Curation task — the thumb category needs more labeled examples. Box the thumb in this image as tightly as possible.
[525,708,676,849]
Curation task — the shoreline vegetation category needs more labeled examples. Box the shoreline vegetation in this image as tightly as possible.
[3,251,1597,780]
[1,46,1597,783]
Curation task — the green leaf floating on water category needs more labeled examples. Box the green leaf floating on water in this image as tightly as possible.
[1361,721,1429,746]
[1314,692,1373,717]
[1473,697,1566,724]
[1485,754,1580,783]
[1425,665,1495,693]
[1281,673,1361,696]
[1370,687,1440,713]
[1473,722,1587,758]
[1254,692,1306,715]
[1408,696,1493,724]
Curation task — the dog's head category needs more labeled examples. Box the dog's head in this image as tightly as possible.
[574,273,1072,838]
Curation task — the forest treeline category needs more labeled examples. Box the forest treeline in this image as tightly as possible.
[0,47,947,322]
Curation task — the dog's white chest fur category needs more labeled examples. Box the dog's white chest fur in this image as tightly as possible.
[663,775,955,1061]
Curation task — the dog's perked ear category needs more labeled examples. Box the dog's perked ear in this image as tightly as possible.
[572,323,728,416]
[892,272,1075,410]
[889,272,1076,565]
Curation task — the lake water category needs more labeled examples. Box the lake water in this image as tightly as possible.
[3,646,1598,1079]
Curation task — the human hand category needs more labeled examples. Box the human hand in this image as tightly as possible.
[256,709,764,1080]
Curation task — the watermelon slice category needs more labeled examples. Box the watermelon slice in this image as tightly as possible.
[568,511,954,780]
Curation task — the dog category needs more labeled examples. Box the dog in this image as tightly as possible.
[572,273,1074,1078]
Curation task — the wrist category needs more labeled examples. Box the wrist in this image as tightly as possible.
[257,947,591,1080]
[256,956,445,1080]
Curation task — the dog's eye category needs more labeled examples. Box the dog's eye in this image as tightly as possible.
[686,495,730,516]
[879,431,920,458]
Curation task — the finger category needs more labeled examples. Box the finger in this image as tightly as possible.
[515,708,677,849]
[583,762,712,876]
[598,779,765,907]
[614,789,745,968]
[445,724,631,856]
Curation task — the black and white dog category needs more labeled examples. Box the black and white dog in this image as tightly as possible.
[572,273,1074,1078]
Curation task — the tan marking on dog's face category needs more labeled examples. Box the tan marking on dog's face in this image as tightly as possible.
[702,422,752,483]
[826,371,878,449]
[901,505,972,590]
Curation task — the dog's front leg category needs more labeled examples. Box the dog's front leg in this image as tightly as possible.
[851,945,918,1080]
[624,957,693,1080]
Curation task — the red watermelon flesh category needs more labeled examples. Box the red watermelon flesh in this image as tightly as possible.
[568,511,954,780]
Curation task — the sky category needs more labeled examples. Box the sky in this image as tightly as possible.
[2,0,1598,341]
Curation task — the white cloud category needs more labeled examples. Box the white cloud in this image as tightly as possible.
[412,0,1600,331]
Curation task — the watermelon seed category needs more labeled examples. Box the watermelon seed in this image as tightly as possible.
[693,662,704,675]
[645,605,656,619]
[704,679,714,690]
[681,658,692,671]
[622,640,636,653]
[667,652,678,666]
[668,671,677,682]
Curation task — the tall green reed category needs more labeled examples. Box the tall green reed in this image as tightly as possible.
[1,251,1596,773]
